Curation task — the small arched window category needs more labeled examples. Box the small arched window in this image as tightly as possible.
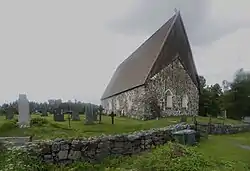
[116,99,120,110]
[182,94,189,109]
[165,89,173,108]
[127,95,132,111]
[108,100,112,110]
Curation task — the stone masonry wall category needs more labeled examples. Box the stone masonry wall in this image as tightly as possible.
[102,58,199,120]
[101,86,146,119]
[145,58,199,117]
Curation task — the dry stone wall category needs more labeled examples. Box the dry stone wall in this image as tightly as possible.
[20,123,190,164]
[194,123,250,134]
[2,123,250,164]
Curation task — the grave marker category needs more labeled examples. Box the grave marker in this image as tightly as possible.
[18,94,30,128]
[72,111,80,121]
[84,104,94,125]
[110,111,115,125]
[53,109,65,122]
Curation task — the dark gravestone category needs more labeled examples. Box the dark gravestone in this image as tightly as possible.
[54,113,65,122]
[6,109,14,120]
[53,109,65,122]
[72,111,80,121]
[84,104,94,125]
[110,111,115,125]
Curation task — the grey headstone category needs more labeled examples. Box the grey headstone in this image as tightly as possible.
[18,94,30,128]
[72,111,80,121]
[53,109,65,122]
[84,104,94,125]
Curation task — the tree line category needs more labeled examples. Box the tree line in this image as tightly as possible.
[199,68,250,119]
[0,99,99,115]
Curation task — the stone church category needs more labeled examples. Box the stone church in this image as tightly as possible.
[101,11,200,120]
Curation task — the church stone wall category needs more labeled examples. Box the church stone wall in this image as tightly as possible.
[145,58,199,117]
[101,58,199,120]
[101,86,146,120]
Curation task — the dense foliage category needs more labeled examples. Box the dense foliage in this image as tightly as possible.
[0,99,99,116]
[199,68,250,119]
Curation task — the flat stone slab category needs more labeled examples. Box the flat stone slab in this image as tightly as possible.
[0,137,31,146]
[238,144,250,150]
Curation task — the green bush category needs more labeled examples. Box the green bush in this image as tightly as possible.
[30,117,48,126]
[0,147,45,171]
[0,120,17,132]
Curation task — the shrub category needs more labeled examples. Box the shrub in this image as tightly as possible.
[0,147,45,171]
[30,117,48,126]
[0,120,17,132]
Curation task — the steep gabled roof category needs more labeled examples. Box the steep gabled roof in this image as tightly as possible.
[101,11,199,100]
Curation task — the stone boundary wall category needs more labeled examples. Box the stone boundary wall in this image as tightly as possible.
[2,123,250,164]
[20,123,190,164]
[193,123,250,135]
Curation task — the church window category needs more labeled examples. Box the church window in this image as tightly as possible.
[116,99,120,110]
[182,94,189,109]
[165,89,173,108]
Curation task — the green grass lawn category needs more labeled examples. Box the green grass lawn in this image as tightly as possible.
[0,114,249,170]
[197,133,250,163]
[0,114,243,140]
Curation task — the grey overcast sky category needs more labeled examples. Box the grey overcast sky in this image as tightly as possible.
[0,0,250,105]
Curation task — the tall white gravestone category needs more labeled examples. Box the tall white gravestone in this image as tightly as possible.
[18,94,30,128]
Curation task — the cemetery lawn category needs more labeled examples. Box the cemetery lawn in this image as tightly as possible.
[197,132,250,165]
[0,114,242,140]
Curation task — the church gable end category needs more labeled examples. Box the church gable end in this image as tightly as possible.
[145,57,199,117]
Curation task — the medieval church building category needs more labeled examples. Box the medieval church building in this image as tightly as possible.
[101,11,200,120]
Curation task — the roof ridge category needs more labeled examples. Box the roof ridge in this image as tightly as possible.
[144,12,179,81]
[101,12,181,100]
[117,13,177,71]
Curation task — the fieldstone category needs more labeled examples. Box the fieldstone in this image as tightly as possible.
[68,150,81,160]
[58,150,68,160]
